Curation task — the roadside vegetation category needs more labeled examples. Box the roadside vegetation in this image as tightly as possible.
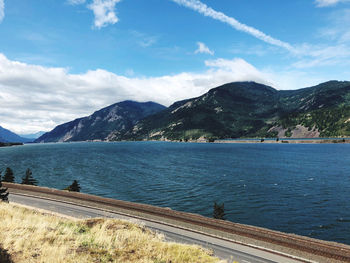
[0,203,224,263]
[64,180,81,192]
[1,167,39,185]
[21,168,38,186]
[0,180,8,202]
[213,202,225,220]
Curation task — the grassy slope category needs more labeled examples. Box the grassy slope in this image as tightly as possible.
[0,203,224,263]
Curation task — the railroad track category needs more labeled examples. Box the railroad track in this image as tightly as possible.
[4,183,350,263]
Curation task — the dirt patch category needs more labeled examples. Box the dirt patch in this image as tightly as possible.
[269,125,320,138]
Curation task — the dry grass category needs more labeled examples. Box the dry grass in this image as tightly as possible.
[0,202,225,263]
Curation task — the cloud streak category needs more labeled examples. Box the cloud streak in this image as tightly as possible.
[171,0,296,53]
[0,0,4,23]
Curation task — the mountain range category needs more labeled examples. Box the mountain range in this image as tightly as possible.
[0,126,32,143]
[36,80,350,143]
[19,131,46,139]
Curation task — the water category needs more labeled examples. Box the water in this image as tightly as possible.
[0,141,349,244]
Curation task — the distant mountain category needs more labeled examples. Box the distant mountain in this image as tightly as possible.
[115,81,350,141]
[0,126,32,143]
[35,101,166,143]
[19,131,46,139]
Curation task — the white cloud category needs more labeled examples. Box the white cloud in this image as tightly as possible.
[67,0,86,5]
[171,0,296,53]
[87,0,121,29]
[0,53,330,134]
[195,42,214,55]
[315,0,350,7]
[0,0,4,23]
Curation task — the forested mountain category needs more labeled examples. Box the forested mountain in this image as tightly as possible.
[114,81,350,141]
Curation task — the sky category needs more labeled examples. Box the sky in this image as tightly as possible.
[1,0,350,134]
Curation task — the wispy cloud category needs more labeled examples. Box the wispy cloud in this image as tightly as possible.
[88,0,121,29]
[292,44,350,68]
[171,0,296,53]
[319,9,350,43]
[67,0,86,5]
[0,0,4,23]
[315,0,350,7]
[195,42,214,55]
[130,30,158,47]
[294,9,350,68]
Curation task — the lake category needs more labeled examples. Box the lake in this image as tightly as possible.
[0,141,349,244]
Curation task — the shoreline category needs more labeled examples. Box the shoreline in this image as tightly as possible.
[0,142,24,147]
[214,139,350,144]
[27,138,350,145]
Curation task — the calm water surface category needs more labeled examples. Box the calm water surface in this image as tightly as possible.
[0,142,349,244]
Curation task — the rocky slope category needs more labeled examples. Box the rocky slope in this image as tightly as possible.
[35,101,166,143]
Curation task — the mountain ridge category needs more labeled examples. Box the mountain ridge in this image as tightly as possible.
[35,80,350,143]
[118,80,350,141]
[0,126,32,143]
[35,100,166,143]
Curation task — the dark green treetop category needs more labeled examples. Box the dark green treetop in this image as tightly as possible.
[21,168,38,186]
[0,178,9,202]
[3,167,14,183]
[213,202,225,220]
[64,180,81,192]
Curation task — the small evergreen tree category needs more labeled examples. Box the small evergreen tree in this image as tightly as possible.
[21,168,38,186]
[213,202,225,220]
[0,179,9,202]
[65,180,81,192]
[3,167,14,183]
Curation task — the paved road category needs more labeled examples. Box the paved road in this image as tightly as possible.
[9,193,305,263]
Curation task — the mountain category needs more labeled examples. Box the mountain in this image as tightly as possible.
[19,131,47,139]
[0,126,32,143]
[114,81,350,141]
[35,101,166,143]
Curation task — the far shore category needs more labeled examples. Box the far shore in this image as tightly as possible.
[15,138,350,145]
[0,142,24,147]
[214,138,350,144]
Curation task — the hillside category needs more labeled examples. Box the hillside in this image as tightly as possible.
[35,101,166,143]
[0,126,32,143]
[113,81,350,141]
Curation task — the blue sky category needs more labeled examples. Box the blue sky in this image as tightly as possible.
[0,0,350,133]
